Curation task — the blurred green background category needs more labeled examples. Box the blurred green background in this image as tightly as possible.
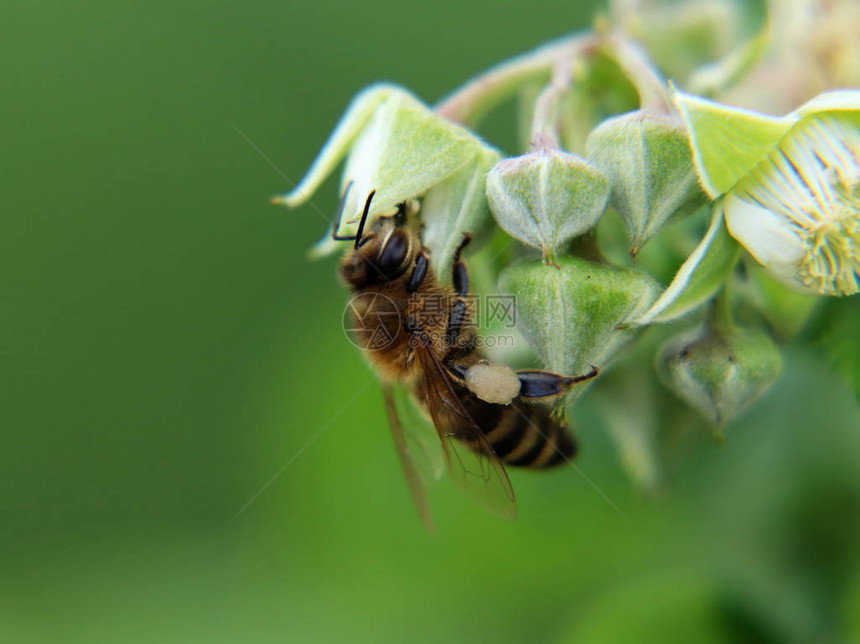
[2,1,859,642]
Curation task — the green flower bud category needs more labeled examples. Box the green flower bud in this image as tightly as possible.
[486,149,609,265]
[657,316,782,428]
[586,111,708,253]
[499,257,660,401]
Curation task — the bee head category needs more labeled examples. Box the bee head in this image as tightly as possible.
[340,216,415,289]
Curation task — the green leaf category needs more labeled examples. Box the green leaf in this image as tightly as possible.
[499,257,660,400]
[673,89,796,198]
[633,204,740,325]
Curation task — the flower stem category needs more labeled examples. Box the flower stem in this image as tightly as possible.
[529,56,574,150]
[706,287,735,338]
[435,31,598,126]
[601,32,670,113]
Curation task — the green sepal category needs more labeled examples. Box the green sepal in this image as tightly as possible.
[673,88,797,198]
[486,149,609,264]
[633,203,740,325]
[421,146,500,279]
[499,257,660,401]
[279,84,494,258]
[586,110,708,253]
[281,84,397,208]
[795,90,860,117]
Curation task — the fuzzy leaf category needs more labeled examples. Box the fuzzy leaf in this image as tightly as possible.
[337,91,486,224]
[633,204,740,325]
[499,258,660,400]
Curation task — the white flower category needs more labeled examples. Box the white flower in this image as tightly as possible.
[724,113,860,295]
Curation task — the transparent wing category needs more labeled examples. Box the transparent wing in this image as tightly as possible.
[387,382,445,486]
[381,384,436,532]
[413,337,517,521]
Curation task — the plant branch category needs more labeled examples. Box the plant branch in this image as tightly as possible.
[435,31,598,126]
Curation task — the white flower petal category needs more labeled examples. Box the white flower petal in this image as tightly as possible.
[724,192,806,280]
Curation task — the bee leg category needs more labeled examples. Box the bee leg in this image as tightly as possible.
[516,366,599,402]
[443,233,473,348]
[452,233,472,298]
[445,298,469,348]
[406,250,430,294]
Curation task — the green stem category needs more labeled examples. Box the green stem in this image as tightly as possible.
[435,31,598,126]
[706,287,734,337]
[529,57,574,150]
[601,32,670,113]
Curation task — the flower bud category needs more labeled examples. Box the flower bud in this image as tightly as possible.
[657,320,782,428]
[486,149,609,265]
[499,257,660,401]
[586,111,708,253]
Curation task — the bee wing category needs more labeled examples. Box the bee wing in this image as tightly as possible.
[381,383,436,533]
[413,337,517,521]
[386,382,446,486]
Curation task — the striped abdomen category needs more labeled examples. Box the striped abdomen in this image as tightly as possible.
[458,394,576,469]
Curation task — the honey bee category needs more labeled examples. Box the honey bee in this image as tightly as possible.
[334,185,598,529]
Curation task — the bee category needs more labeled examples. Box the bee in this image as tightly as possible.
[334,185,598,529]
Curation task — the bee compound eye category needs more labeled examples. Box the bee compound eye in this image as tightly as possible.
[377,231,410,278]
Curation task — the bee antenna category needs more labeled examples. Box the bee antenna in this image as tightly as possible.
[353,190,375,249]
